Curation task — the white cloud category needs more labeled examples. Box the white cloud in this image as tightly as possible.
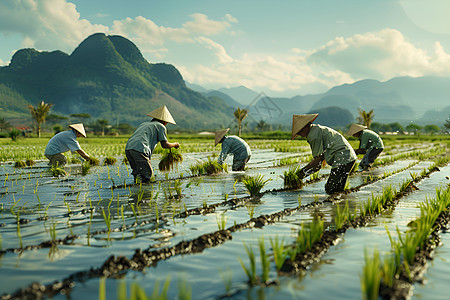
[0,58,6,66]
[308,28,450,80]
[183,13,232,36]
[0,0,107,54]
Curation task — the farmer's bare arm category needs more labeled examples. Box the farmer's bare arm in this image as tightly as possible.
[161,141,180,149]
[76,149,90,160]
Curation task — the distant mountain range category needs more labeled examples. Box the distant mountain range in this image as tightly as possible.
[1,32,449,131]
[0,33,234,129]
[189,76,450,127]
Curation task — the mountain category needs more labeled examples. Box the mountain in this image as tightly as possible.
[0,33,234,129]
[218,86,259,106]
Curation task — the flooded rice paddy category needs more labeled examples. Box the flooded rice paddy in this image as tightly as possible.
[0,138,449,299]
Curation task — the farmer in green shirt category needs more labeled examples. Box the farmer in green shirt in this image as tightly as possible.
[125,106,180,183]
[292,114,356,194]
[347,124,384,171]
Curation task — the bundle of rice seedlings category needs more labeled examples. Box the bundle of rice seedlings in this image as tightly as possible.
[158,148,183,171]
[189,158,226,176]
[81,161,91,176]
[87,157,100,166]
[14,160,26,168]
[282,166,304,189]
[242,174,271,196]
[103,157,117,165]
[50,164,68,177]
[70,157,80,164]
[25,159,35,166]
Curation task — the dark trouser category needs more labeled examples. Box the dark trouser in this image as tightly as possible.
[325,160,355,195]
[125,150,153,183]
[232,155,251,171]
[360,148,383,169]
[45,153,67,167]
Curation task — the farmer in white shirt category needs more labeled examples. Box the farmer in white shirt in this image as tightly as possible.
[347,124,384,171]
[215,128,251,171]
[44,123,90,166]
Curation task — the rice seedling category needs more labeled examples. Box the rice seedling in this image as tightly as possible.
[246,204,255,219]
[103,156,117,165]
[189,157,226,176]
[335,201,350,230]
[122,157,128,164]
[14,160,26,168]
[87,157,100,166]
[159,148,183,171]
[177,277,192,300]
[219,267,233,295]
[239,242,257,285]
[258,236,270,283]
[102,208,111,234]
[360,247,381,300]
[242,174,271,196]
[50,164,68,177]
[216,212,228,230]
[281,165,304,189]
[270,236,287,273]
[296,219,324,253]
[25,159,35,166]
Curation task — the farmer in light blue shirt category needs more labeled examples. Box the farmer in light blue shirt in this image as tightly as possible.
[215,128,251,171]
[44,123,90,166]
[291,114,356,194]
[125,106,179,183]
[347,124,384,171]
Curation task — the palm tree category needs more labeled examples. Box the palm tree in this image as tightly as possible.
[0,118,10,132]
[356,108,374,128]
[234,107,248,136]
[28,101,53,137]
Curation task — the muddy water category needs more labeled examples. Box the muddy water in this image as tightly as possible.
[0,148,448,299]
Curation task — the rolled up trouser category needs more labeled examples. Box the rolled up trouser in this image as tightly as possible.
[125,149,153,183]
[45,153,67,167]
[325,160,355,195]
[360,148,383,169]
[232,155,251,171]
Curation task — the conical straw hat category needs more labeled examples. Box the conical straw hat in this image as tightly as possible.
[291,114,318,140]
[347,124,366,136]
[146,105,176,124]
[69,123,86,137]
[215,128,230,146]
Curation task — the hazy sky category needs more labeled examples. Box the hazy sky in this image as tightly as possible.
[1,0,450,96]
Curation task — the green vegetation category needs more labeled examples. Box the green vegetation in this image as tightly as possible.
[103,156,117,165]
[282,165,304,189]
[242,174,271,196]
[189,158,226,176]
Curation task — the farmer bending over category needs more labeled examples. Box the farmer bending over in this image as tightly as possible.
[125,105,180,183]
[347,124,384,171]
[215,128,251,171]
[292,114,356,194]
[44,123,90,166]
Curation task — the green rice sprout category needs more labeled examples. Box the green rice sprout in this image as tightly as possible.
[219,267,233,295]
[258,236,270,283]
[189,157,226,176]
[50,163,68,177]
[335,201,349,230]
[14,160,26,168]
[25,159,35,166]
[159,148,183,172]
[360,247,382,300]
[87,157,100,166]
[270,235,287,273]
[81,161,92,175]
[281,165,304,189]
[102,208,111,233]
[239,242,257,285]
[216,212,228,230]
[177,277,192,300]
[103,156,117,165]
[246,205,255,219]
[242,174,271,196]
[296,220,324,253]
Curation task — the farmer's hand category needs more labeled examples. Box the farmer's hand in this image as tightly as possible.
[174,142,180,149]
[297,168,306,179]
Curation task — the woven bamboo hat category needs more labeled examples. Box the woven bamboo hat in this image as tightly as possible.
[146,105,176,124]
[69,123,86,137]
[291,114,318,140]
[215,128,230,146]
[347,124,366,136]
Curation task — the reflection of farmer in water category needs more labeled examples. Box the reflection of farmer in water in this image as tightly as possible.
[347,124,384,171]
[215,128,251,171]
[44,123,90,167]
[125,106,180,183]
[291,114,356,194]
